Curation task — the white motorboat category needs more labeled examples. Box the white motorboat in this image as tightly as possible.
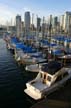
[25,64,40,72]
[24,61,71,100]
[22,57,47,65]
[25,63,46,72]
[58,54,71,61]
[57,54,71,67]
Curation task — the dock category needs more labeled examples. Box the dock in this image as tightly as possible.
[31,99,71,108]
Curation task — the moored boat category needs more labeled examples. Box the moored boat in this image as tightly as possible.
[24,61,71,100]
[25,62,47,72]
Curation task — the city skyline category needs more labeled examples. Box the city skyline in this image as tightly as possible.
[0,0,71,25]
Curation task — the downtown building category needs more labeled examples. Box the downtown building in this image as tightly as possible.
[24,11,30,36]
[47,15,53,34]
[16,15,22,38]
[63,11,71,35]
[60,15,64,32]
[48,15,53,26]
[52,16,59,33]
[37,17,41,32]
[41,17,47,39]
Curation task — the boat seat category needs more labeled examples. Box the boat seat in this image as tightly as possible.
[31,81,36,84]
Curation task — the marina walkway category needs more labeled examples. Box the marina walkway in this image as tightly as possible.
[31,99,71,108]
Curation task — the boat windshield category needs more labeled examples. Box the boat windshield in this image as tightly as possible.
[47,76,51,81]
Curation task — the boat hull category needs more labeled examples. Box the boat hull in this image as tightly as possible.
[24,88,42,100]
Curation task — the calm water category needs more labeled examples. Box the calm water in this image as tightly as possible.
[0,39,71,108]
[0,39,37,108]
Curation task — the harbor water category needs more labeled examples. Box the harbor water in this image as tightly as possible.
[0,38,71,108]
[0,39,37,108]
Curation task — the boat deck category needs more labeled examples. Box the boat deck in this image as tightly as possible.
[31,80,48,91]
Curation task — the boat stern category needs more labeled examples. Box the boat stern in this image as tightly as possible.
[24,83,42,100]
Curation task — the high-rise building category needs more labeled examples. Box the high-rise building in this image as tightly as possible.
[21,21,24,36]
[52,16,58,28]
[60,15,64,28]
[37,17,41,31]
[48,15,53,34]
[24,11,30,36]
[41,17,46,38]
[16,15,21,38]
[48,15,53,25]
[52,16,59,33]
[63,11,71,34]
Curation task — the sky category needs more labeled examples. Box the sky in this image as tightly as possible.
[0,0,71,25]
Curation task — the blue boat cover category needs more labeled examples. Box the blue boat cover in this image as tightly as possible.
[31,53,43,58]
[16,43,26,49]
[49,43,57,47]
[23,46,37,53]
[40,40,50,45]
[25,35,36,40]
[52,49,63,55]
[65,39,71,42]
[11,37,20,43]
[15,42,37,53]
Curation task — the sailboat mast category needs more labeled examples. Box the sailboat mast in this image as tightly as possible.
[49,16,52,51]
[42,16,45,40]
[32,13,34,37]
[36,15,38,41]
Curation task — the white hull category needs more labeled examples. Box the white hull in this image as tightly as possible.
[24,88,42,100]
[16,56,47,65]
[25,63,47,72]
[25,64,40,72]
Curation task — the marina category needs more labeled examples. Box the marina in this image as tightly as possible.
[1,36,71,107]
[1,3,71,107]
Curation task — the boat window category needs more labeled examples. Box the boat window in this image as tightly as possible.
[63,72,68,78]
[47,76,51,81]
[44,74,46,79]
[55,75,62,82]
[42,74,47,84]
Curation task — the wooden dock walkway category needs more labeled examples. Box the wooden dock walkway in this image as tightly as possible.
[31,99,71,108]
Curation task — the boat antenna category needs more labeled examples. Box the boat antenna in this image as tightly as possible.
[48,16,52,62]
